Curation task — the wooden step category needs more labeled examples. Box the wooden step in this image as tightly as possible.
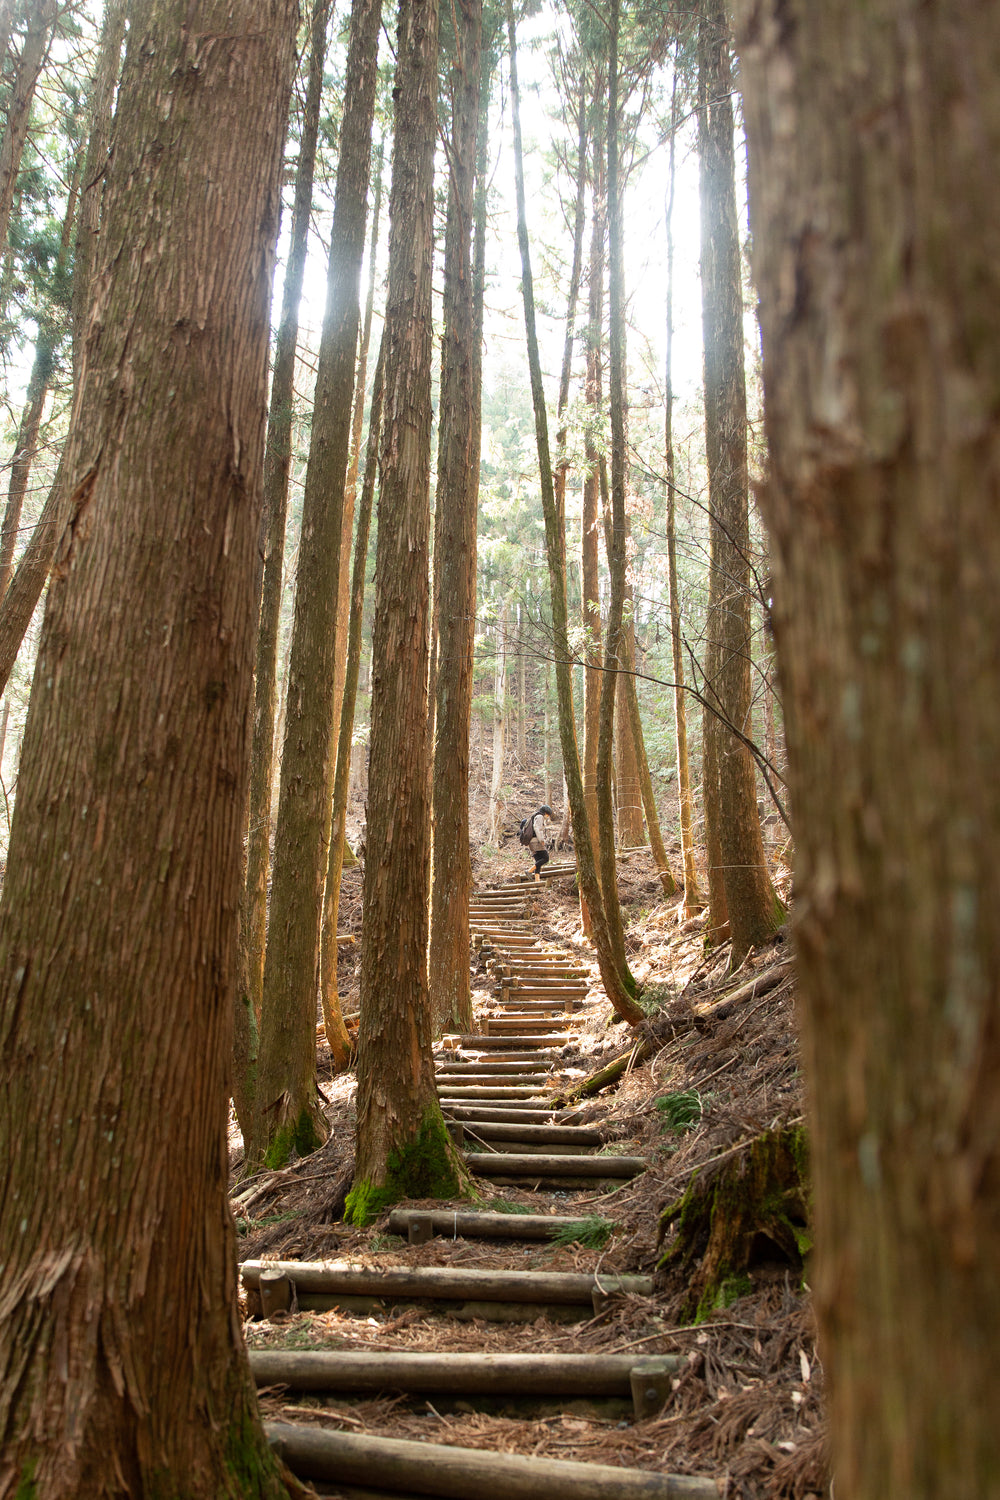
[441,1105,581,1124]
[455,1120,603,1147]
[466,1152,646,1180]
[434,1085,551,1099]
[442,1050,561,1064]
[251,1348,682,1396]
[443,1033,568,1049]
[386,1208,612,1242]
[266,1423,718,1500]
[241,1259,651,1305]
[433,1059,555,1075]
[486,1018,576,1033]
[438,1081,553,1094]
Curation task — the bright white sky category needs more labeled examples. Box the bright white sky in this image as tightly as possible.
[293,0,707,418]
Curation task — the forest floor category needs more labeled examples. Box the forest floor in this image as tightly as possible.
[231,794,825,1500]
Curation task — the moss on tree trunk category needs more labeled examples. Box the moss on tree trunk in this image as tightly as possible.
[658,1125,810,1322]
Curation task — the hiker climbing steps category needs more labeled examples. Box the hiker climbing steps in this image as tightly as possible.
[244,869,721,1497]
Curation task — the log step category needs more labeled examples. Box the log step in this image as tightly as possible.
[251,1348,681,1396]
[385,1208,609,1241]
[438,1095,562,1111]
[435,1086,551,1099]
[241,1259,651,1305]
[443,1034,569,1049]
[466,1152,646,1180]
[454,1120,603,1147]
[437,1076,549,1091]
[486,1019,576,1033]
[441,1105,583,1124]
[266,1423,718,1500]
[433,1060,555,1075]
[442,1050,562,1064]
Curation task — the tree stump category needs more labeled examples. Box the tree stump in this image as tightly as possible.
[658,1124,810,1322]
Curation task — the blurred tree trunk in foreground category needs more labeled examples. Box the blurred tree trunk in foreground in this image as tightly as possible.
[0,0,301,1488]
[738,0,1000,1494]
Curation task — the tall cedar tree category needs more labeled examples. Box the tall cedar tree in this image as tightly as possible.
[322,332,386,1049]
[249,0,383,1172]
[698,0,781,966]
[0,0,125,692]
[738,0,1000,1493]
[428,0,483,1034]
[664,45,703,915]
[319,152,383,1048]
[581,87,604,885]
[347,0,470,1220]
[596,0,636,981]
[0,0,303,1490]
[235,0,334,1140]
[506,0,643,1026]
[0,0,58,253]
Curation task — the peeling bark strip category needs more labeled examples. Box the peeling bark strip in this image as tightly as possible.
[0,0,300,1491]
[736,0,1000,1496]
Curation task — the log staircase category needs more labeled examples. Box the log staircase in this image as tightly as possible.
[242,869,721,1499]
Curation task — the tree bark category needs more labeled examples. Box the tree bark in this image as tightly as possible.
[233,0,333,1142]
[250,0,382,1172]
[0,0,57,255]
[0,0,126,691]
[505,0,642,1027]
[331,141,383,758]
[72,0,127,379]
[596,0,635,982]
[581,85,605,885]
[319,332,385,1063]
[0,0,301,1488]
[429,0,484,1036]
[488,603,508,845]
[348,0,469,1221]
[665,48,702,916]
[737,1,1000,1494]
[698,0,781,967]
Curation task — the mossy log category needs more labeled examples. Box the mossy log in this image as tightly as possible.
[658,1124,810,1322]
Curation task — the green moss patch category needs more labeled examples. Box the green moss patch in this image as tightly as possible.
[344,1109,470,1226]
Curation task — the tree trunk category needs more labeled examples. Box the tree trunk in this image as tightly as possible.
[250,0,382,1173]
[488,604,508,845]
[320,332,385,1065]
[0,0,126,690]
[0,0,302,1489]
[234,0,334,1142]
[0,143,81,602]
[581,86,604,881]
[737,1,1000,1494]
[596,0,635,983]
[428,0,484,1036]
[505,0,642,1027]
[348,0,469,1222]
[317,139,383,1065]
[0,333,55,600]
[620,633,677,894]
[332,141,383,754]
[613,559,644,848]
[0,0,57,255]
[665,48,702,917]
[698,0,781,967]
[72,0,127,379]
